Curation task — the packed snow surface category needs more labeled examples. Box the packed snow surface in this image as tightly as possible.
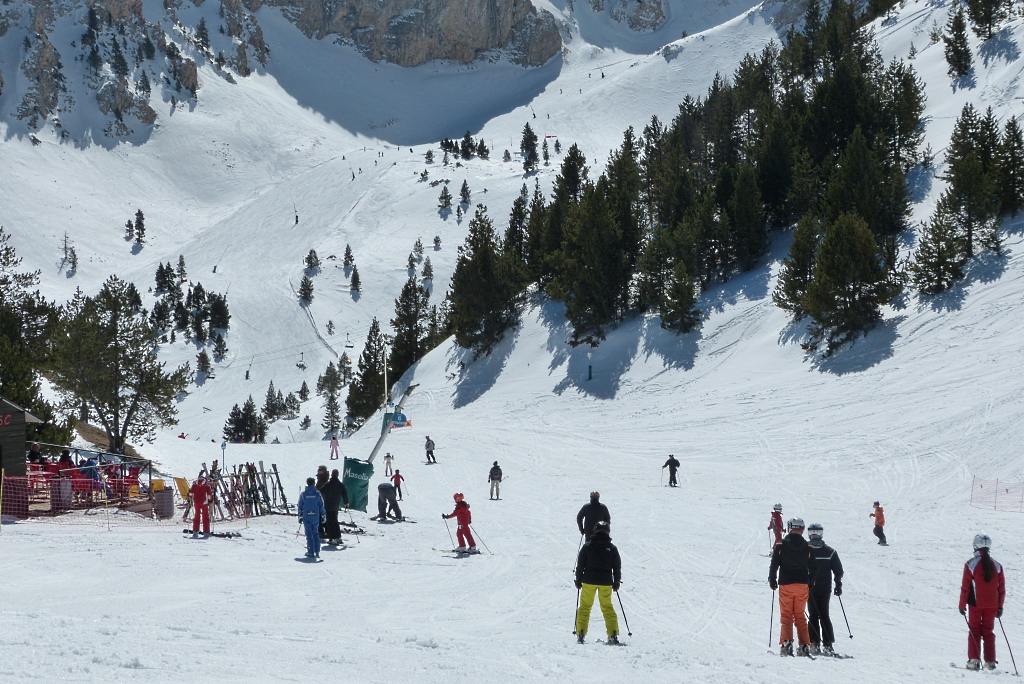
[2,0,1024,680]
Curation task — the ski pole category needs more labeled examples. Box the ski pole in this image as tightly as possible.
[837,595,853,638]
[769,588,775,648]
[470,525,492,554]
[573,533,584,572]
[998,617,1019,676]
[660,469,664,487]
[615,589,632,636]
[443,517,455,549]
[573,587,581,634]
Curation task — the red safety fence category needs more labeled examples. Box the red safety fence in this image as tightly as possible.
[970,477,1024,512]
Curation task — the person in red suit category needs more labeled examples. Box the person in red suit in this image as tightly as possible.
[390,470,405,501]
[768,503,784,545]
[189,476,214,537]
[959,534,1006,671]
[442,493,477,553]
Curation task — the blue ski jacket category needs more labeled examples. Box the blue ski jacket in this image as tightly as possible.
[298,485,326,521]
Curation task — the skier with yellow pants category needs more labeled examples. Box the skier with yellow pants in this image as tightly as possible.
[574,520,622,644]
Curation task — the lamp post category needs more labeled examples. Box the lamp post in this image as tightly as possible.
[587,350,593,381]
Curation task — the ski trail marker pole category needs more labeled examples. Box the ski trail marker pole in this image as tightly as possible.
[615,590,632,636]
[838,595,853,638]
[769,588,775,648]
[998,617,1019,676]
[443,517,455,549]
[573,588,581,634]
[470,524,492,554]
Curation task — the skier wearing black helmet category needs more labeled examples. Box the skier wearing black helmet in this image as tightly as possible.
[574,520,622,644]
[806,523,844,655]
[577,492,610,540]
[769,518,814,657]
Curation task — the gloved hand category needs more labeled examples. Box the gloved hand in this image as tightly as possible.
[769,579,778,590]
[321,516,326,525]
[998,607,1004,618]
[574,580,582,589]
[297,517,302,525]
[834,584,842,597]
[960,607,967,616]
[613,582,620,592]
[442,514,448,519]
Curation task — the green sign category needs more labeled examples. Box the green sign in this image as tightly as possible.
[342,457,374,512]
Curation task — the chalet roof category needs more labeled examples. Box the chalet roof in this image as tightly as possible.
[0,396,43,424]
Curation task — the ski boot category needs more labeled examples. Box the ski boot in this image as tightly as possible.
[577,633,585,644]
[455,546,467,553]
[607,633,620,645]
[985,661,997,670]
[796,644,811,657]
[810,643,822,656]
[468,546,479,554]
[822,645,835,656]
[780,640,794,657]
[191,532,199,539]
[966,659,981,671]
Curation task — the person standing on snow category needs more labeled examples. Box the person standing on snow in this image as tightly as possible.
[390,470,405,501]
[769,518,814,657]
[329,435,340,461]
[297,477,326,558]
[320,469,349,545]
[376,481,402,521]
[574,520,622,644]
[383,452,394,476]
[189,476,214,538]
[424,436,436,464]
[488,461,503,500]
[577,492,611,540]
[442,493,477,553]
[959,534,1006,671]
[806,523,844,655]
[315,465,329,490]
[768,503,784,545]
[662,455,680,487]
[870,501,887,545]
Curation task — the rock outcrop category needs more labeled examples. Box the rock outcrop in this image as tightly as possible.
[277,0,561,66]
[591,0,666,32]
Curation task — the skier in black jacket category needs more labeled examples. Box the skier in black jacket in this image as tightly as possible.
[320,469,349,545]
[574,520,622,644]
[806,523,844,655]
[769,518,814,657]
[662,455,681,487]
[577,492,610,540]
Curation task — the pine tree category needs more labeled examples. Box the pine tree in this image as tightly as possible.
[824,127,909,239]
[476,139,489,159]
[343,244,354,267]
[443,150,450,167]
[138,70,151,97]
[433,235,441,250]
[521,123,539,172]
[460,180,471,205]
[69,247,78,271]
[316,362,343,432]
[88,45,102,74]
[322,393,341,434]
[773,214,822,320]
[542,138,550,165]
[413,237,424,260]
[422,257,433,280]
[339,352,353,386]
[879,58,927,172]
[389,276,431,381]
[196,17,210,50]
[304,249,320,272]
[460,131,475,159]
[125,220,134,240]
[299,275,314,304]
[425,149,435,163]
[911,200,969,294]
[945,150,1001,257]
[660,261,701,332]
[208,293,230,329]
[967,0,1008,39]
[285,392,300,418]
[299,415,311,429]
[997,116,1024,216]
[345,318,388,425]
[407,252,416,270]
[456,205,463,221]
[213,333,228,359]
[111,39,129,78]
[134,209,145,244]
[192,314,207,343]
[438,185,453,210]
[503,149,512,162]
[196,348,212,375]
[554,139,562,154]
[944,6,972,78]
[350,265,361,292]
[177,254,187,281]
[729,163,767,271]
[803,214,896,352]
[298,380,310,401]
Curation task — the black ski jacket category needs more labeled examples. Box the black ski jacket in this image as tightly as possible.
[320,477,349,511]
[576,531,621,586]
[808,540,844,592]
[663,457,680,472]
[769,533,813,586]
[577,499,610,538]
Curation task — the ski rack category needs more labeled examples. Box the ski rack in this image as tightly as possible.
[184,462,293,522]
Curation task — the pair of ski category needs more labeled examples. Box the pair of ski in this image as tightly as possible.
[948,663,1004,672]
[434,547,481,556]
[181,528,242,539]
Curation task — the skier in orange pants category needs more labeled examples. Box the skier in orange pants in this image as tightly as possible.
[769,518,813,656]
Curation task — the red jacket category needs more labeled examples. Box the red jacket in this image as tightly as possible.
[189,481,213,507]
[446,501,472,527]
[959,553,1006,611]
[768,511,783,533]
[391,474,404,486]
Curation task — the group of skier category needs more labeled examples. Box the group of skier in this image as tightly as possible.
[574,492,623,644]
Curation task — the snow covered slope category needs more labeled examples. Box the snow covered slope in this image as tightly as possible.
[2,0,1024,681]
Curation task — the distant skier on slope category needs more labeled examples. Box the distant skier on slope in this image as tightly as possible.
[384,452,394,476]
[577,492,611,541]
[329,435,339,461]
[320,469,349,545]
[425,436,436,464]
[488,461,503,500]
[189,476,214,538]
[375,481,402,521]
[391,470,405,501]
[959,534,1006,671]
[662,455,680,487]
[769,518,814,657]
[297,477,326,558]
[442,493,477,553]
[574,520,622,644]
[806,523,844,655]
[870,502,887,545]
[768,503,784,545]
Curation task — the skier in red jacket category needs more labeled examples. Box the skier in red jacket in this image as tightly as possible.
[391,470,405,500]
[189,476,214,537]
[768,503,784,545]
[442,493,477,553]
[959,534,1006,670]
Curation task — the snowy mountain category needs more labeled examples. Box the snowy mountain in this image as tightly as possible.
[3,0,1024,680]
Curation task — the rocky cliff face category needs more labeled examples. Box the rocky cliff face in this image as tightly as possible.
[277,0,561,67]
[589,0,666,32]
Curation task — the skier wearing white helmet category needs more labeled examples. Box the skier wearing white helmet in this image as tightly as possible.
[959,534,1006,670]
